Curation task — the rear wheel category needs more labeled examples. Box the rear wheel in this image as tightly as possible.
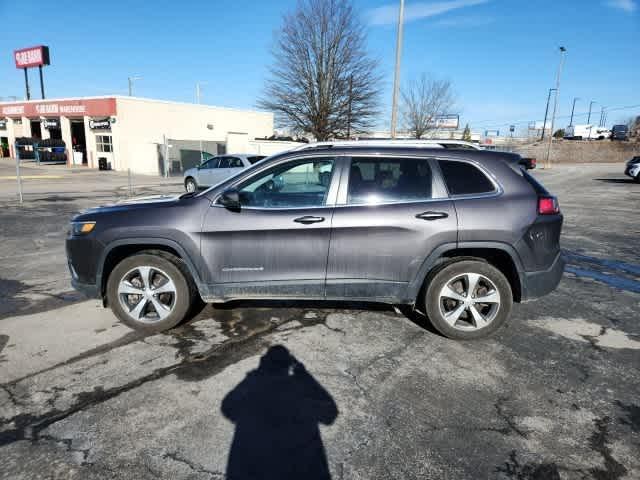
[106,253,194,332]
[424,260,513,340]
[185,177,198,193]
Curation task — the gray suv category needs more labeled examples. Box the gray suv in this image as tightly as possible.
[66,144,564,340]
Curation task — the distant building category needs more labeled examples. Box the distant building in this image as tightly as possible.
[0,96,281,175]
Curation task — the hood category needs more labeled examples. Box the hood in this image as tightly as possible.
[78,194,183,216]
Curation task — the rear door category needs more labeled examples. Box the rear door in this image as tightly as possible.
[326,155,458,302]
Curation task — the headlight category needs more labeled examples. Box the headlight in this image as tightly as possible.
[71,221,96,235]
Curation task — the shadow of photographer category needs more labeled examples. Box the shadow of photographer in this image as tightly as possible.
[221,345,339,480]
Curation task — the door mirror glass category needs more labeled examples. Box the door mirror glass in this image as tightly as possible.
[219,188,241,211]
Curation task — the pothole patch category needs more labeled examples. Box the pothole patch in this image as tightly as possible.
[531,318,640,350]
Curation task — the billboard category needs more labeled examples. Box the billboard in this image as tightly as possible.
[0,98,117,118]
[427,114,459,129]
[14,46,50,69]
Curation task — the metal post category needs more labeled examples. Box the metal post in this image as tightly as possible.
[24,68,31,100]
[15,143,23,204]
[38,65,45,99]
[569,97,579,126]
[541,88,556,141]
[545,47,566,169]
[128,77,132,96]
[390,0,405,139]
[599,107,605,127]
[587,101,596,124]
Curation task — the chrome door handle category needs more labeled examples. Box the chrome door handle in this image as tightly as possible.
[416,211,449,221]
[294,216,325,224]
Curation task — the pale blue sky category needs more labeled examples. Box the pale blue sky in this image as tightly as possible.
[0,0,638,132]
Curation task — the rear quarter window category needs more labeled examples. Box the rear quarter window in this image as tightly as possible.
[438,160,496,196]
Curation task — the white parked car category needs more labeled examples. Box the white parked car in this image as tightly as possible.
[183,154,266,192]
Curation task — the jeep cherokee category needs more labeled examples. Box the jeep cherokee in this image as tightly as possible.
[66,144,564,340]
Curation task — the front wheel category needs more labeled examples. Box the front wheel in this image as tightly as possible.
[106,253,194,332]
[635,173,640,184]
[185,177,198,193]
[424,260,513,340]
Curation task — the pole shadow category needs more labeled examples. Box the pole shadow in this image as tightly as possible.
[221,345,338,480]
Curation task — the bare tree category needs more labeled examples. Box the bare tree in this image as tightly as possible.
[401,74,456,139]
[258,0,381,141]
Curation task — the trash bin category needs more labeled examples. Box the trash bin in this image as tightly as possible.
[98,157,108,170]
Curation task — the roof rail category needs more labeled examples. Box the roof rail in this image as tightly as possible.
[289,139,484,152]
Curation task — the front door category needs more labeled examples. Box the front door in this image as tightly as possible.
[326,155,458,302]
[201,156,340,299]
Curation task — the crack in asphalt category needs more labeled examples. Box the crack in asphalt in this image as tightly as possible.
[161,451,224,478]
[588,416,628,480]
[495,397,529,439]
[37,433,92,466]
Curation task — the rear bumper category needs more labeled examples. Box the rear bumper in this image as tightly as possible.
[520,252,565,301]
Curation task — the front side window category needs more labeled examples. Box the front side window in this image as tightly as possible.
[236,158,335,208]
[347,157,433,204]
[201,157,220,169]
[96,135,112,153]
[438,160,496,196]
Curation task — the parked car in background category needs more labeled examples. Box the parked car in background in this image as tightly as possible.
[611,125,629,141]
[624,156,640,182]
[183,154,266,192]
[564,125,610,140]
[67,142,564,340]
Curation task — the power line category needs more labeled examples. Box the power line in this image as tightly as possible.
[470,103,640,130]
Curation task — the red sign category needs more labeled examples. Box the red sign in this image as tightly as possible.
[14,45,50,69]
[0,98,117,117]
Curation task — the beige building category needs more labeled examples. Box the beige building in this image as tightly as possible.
[0,96,280,175]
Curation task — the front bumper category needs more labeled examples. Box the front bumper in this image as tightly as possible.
[520,252,565,301]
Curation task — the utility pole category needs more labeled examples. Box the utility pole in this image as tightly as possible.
[569,97,580,126]
[390,0,405,139]
[541,88,556,141]
[587,100,596,124]
[545,46,566,169]
[128,76,142,96]
[599,106,606,127]
[346,75,353,139]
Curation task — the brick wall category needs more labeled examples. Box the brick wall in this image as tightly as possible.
[516,140,640,163]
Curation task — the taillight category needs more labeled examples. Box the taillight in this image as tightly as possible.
[530,158,537,168]
[538,196,559,215]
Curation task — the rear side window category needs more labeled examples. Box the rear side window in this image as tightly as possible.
[348,157,433,204]
[248,155,266,164]
[438,160,495,196]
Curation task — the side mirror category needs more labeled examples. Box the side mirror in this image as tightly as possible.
[218,188,241,211]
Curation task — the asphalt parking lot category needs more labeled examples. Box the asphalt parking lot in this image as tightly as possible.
[0,159,638,479]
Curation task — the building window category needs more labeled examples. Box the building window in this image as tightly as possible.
[96,135,113,153]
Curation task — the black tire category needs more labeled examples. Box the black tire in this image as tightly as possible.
[424,260,513,340]
[185,177,198,193]
[635,173,640,184]
[106,253,194,332]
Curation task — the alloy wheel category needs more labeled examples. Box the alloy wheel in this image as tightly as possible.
[438,272,501,331]
[117,266,178,323]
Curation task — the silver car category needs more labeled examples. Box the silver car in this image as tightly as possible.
[183,154,266,192]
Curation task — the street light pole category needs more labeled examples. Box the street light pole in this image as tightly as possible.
[541,88,556,141]
[390,0,405,139]
[545,46,566,169]
[587,100,596,124]
[196,82,207,163]
[569,97,580,126]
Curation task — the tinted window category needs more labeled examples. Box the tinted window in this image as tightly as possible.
[218,157,242,168]
[236,158,334,208]
[201,157,219,169]
[348,157,433,204]
[438,160,495,195]
[248,155,266,164]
